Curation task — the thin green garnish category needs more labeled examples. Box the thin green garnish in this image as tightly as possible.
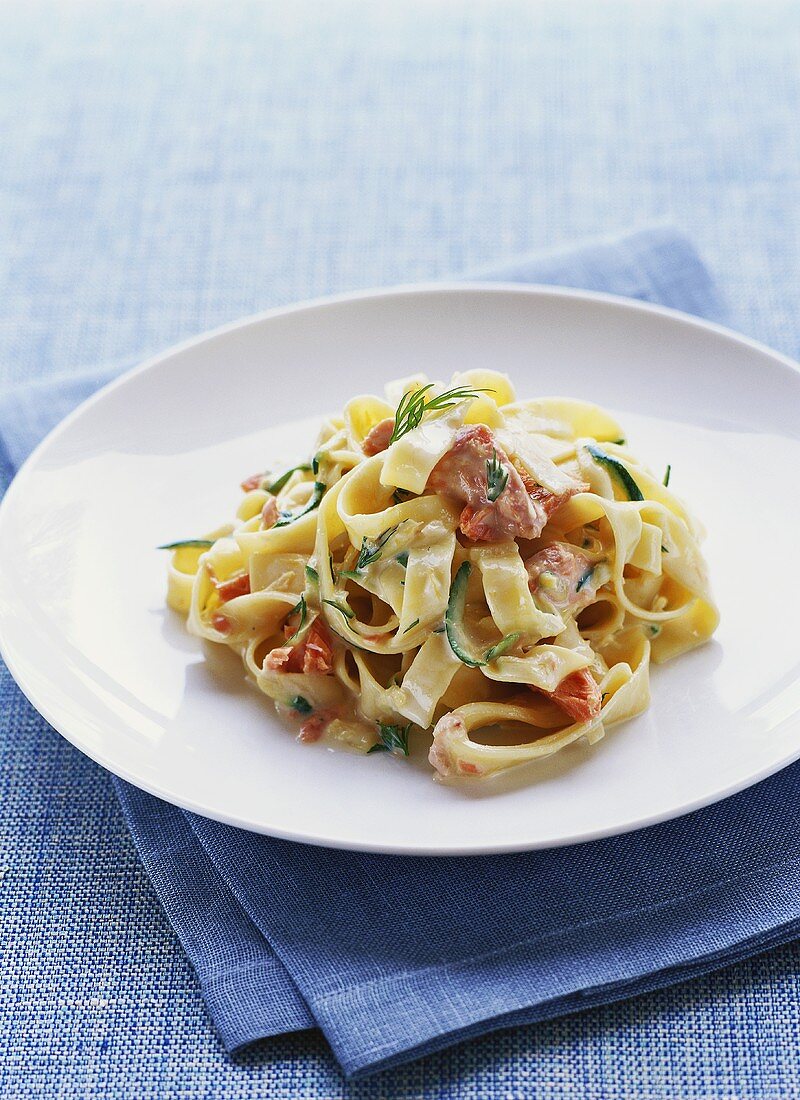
[289,695,313,715]
[663,464,672,487]
[610,438,626,446]
[396,550,409,568]
[305,565,319,584]
[355,525,399,571]
[369,721,412,756]
[402,618,420,634]
[323,597,355,625]
[486,449,509,503]
[273,481,326,527]
[158,539,215,551]
[266,464,312,495]
[285,595,307,642]
[389,384,492,444]
[445,562,521,666]
[392,488,412,505]
[576,566,595,593]
[586,444,644,502]
[484,632,521,662]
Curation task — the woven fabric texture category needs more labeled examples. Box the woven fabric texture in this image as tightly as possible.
[2,2,800,1097]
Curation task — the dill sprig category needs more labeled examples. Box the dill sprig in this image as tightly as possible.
[356,525,398,571]
[285,594,307,642]
[323,597,355,626]
[486,449,509,502]
[389,384,492,444]
[368,721,412,756]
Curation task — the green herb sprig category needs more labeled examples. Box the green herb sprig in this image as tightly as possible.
[368,721,412,756]
[323,597,355,627]
[285,594,307,642]
[290,695,313,715]
[389,385,492,444]
[486,449,509,502]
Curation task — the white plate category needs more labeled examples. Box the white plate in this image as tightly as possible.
[1,285,799,855]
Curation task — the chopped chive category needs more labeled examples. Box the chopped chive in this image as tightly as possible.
[402,618,420,635]
[663,464,672,487]
[305,565,319,584]
[289,695,313,715]
[396,550,409,568]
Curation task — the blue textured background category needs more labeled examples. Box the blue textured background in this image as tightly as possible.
[2,2,800,1096]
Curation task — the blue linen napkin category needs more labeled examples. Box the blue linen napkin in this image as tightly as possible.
[8,226,798,1078]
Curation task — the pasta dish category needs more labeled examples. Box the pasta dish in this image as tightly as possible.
[163,370,718,780]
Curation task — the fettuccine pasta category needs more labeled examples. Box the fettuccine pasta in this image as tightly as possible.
[163,371,718,780]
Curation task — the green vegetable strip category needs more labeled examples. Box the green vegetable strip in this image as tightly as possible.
[273,481,326,528]
[158,539,215,550]
[484,632,521,663]
[586,444,644,502]
[266,464,312,495]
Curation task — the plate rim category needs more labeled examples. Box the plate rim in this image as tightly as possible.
[2,282,800,856]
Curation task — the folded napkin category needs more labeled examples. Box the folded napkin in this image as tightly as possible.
[7,227,800,1079]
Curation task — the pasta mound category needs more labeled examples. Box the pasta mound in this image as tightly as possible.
[164,370,718,780]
